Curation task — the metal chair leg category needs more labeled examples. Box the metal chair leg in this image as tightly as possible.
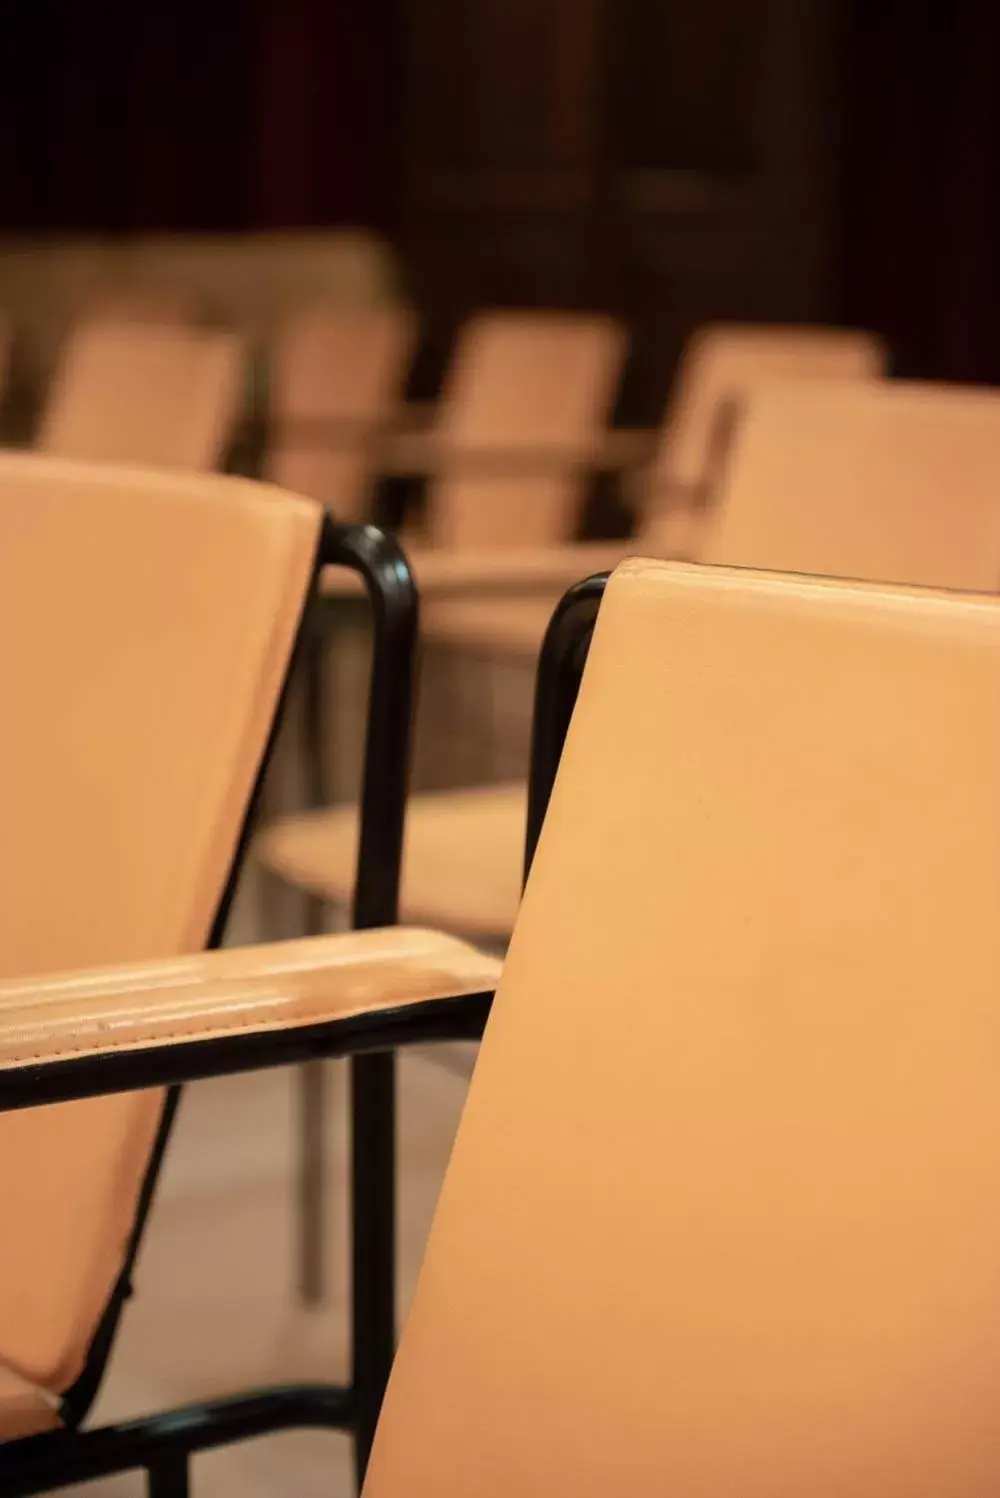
[291,522,417,1487]
[297,1054,329,1306]
[351,1050,397,1484]
[295,620,332,1306]
[147,1454,190,1498]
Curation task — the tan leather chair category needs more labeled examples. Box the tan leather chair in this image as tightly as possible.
[269,305,417,521]
[645,320,887,523]
[364,559,1000,1495]
[326,321,885,602]
[0,454,461,1493]
[5,559,1000,1495]
[412,309,628,549]
[39,317,244,469]
[270,325,874,898]
[259,377,1000,941]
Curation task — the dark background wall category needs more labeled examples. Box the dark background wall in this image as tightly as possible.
[0,1,997,393]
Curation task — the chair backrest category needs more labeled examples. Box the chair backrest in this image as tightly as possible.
[427,311,627,550]
[269,305,416,520]
[698,379,1000,589]
[648,322,886,509]
[39,317,244,470]
[367,559,1000,1498]
[0,455,321,1395]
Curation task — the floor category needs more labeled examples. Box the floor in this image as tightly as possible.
[67,1046,475,1496]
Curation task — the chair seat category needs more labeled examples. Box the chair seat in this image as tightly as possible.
[0,1363,59,1441]
[258,783,527,939]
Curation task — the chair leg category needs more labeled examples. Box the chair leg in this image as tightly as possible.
[351,1050,397,1486]
[297,1053,329,1305]
[147,1454,190,1497]
[296,624,331,1307]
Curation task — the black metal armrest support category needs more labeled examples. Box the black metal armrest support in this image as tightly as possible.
[0,983,493,1116]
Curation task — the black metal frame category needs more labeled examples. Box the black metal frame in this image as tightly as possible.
[0,568,609,1498]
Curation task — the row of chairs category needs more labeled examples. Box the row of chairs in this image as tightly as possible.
[259,372,1000,942]
[0,441,994,1493]
[0,304,884,535]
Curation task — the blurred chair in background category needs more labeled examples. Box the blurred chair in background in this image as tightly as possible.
[260,376,1000,948]
[308,307,630,801]
[354,321,886,601]
[639,321,888,551]
[409,322,889,787]
[38,316,244,470]
[269,305,417,521]
[392,308,629,549]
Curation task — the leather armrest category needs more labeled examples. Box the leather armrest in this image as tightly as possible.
[0,927,499,1079]
[322,541,634,601]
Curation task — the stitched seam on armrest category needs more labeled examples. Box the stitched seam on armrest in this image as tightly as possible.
[0,987,493,1069]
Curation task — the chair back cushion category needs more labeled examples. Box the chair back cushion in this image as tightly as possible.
[39,318,243,471]
[367,560,1000,1498]
[428,311,626,550]
[269,306,416,520]
[0,455,321,1392]
[650,323,885,506]
[703,379,1000,590]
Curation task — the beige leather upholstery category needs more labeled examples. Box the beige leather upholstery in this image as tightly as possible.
[704,378,1000,588]
[651,322,886,501]
[366,559,1000,1497]
[425,311,626,550]
[270,306,416,520]
[0,454,321,1396]
[0,1364,59,1441]
[261,786,529,940]
[0,928,498,1071]
[39,317,244,470]
[277,376,1000,940]
[261,327,888,939]
[321,322,883,603]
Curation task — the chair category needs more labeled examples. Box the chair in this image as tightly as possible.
[407,309,628,549]
[325,320,885,602]
[268,321,873,1299]
[268,305,417,521]
[0,452,464,1493]
[264,374,999,943]
[38,316,244,469]
[5,559,1000,1495]
[278,307,627,878]
[643,320,887,520]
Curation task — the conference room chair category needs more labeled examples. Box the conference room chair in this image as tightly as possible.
[5,557,998,1497]
[335,320,886,602]
[259,376,1000,947]
[268,305,417,521]
[314,321,886,804]
[0,452,440,1494]
[360,557,1000,1497]
[38,315,245,470]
